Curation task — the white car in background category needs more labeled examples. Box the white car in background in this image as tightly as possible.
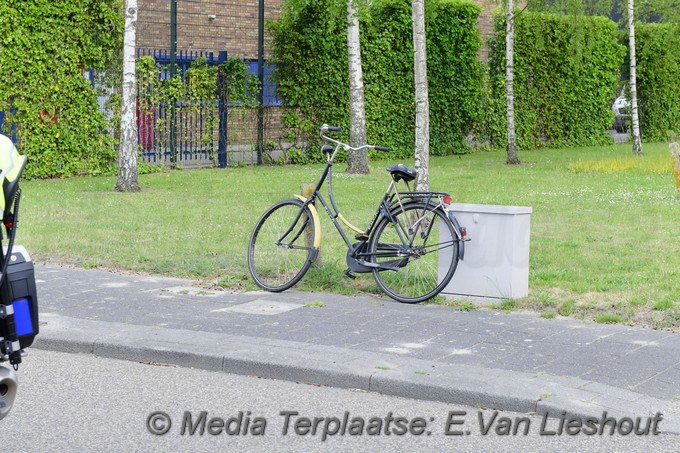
[612,89,631,133]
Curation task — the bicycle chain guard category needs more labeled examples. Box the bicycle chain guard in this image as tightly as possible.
[345,242,373,274]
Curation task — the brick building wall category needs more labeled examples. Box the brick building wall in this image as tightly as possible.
[476,2,529,61]
[137,0,284,59]
[477,6,495,36]
[476,2,496,60]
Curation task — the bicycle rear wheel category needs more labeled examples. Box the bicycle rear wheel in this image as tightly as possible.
[248,199,317,292]
[369,202,459,303]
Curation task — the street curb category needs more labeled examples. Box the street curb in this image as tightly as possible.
[35,313,680,434]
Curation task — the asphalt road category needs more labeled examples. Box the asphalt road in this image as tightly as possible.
[2,350,678,452]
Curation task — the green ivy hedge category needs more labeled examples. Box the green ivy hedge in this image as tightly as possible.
[427,0,483,155]
[268,0,351,162]
[269,0,482,162]
[361,0,414,158]
[635,23,680,142]
[0,0,123,178]
[487,11,625,150]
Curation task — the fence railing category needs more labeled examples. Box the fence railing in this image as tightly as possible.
[137,49,226,79]
[133,50,281,168]
[135,49,229,168]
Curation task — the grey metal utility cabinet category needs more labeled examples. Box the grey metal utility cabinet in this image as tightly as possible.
[440,203,532,302]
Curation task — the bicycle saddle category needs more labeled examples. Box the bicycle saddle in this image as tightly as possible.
[386,163,417,183]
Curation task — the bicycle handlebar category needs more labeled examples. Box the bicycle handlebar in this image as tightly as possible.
[319,124,391,157]
[320,124,341,134]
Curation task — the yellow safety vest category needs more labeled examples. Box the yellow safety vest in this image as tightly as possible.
[0,135,27,212]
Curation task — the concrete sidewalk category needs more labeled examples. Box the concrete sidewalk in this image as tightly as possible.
[31,265,680,434]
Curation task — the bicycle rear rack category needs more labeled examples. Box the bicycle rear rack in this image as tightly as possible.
[387,191,450,209]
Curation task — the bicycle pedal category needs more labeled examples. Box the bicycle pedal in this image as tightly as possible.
[344,269,358,279]
[354,233,369,241]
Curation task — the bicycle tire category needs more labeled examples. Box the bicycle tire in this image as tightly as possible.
[248,199,317,292]
[368,202,459,303]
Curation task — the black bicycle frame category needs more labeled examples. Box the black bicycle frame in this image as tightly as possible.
[298,159,448,269]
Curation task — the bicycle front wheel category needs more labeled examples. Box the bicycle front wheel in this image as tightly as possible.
[369,202,459,303]
[248,199,317,292]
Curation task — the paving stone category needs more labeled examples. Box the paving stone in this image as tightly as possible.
[655,367,680,385]
[534,361,597,378]
[632,379,680,401]
[487,352,554,373]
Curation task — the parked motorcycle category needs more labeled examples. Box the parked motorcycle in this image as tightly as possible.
[0,134,38,420]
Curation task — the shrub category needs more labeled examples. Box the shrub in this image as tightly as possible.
[486,11,625,150]
[269,0,483,161]
[635,23,680,142]
[0,0,123,178]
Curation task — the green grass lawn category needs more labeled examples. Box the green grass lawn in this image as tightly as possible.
[19,141,680,330]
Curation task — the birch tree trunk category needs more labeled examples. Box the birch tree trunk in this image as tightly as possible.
[346,0,369,174]
[505,0,520,165]
[628,0,643,155]
[115,0,141,192]
[671,142,680,200]
[412,0,429,192]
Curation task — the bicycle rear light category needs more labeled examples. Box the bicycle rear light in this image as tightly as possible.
[443,195,452,205]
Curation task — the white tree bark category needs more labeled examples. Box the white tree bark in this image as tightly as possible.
[116,0,141,192]
[628,0,643,155]
[671,142,680,200]
[505,0,520,165]
[346,0,369,174]
[412,0,429,191]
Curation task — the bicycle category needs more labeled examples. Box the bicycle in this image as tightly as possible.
[247,124,468,303]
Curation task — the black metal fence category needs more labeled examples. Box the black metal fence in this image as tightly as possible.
[135,49,228,168]
[129,49,283,168]
[126,0,282,168]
